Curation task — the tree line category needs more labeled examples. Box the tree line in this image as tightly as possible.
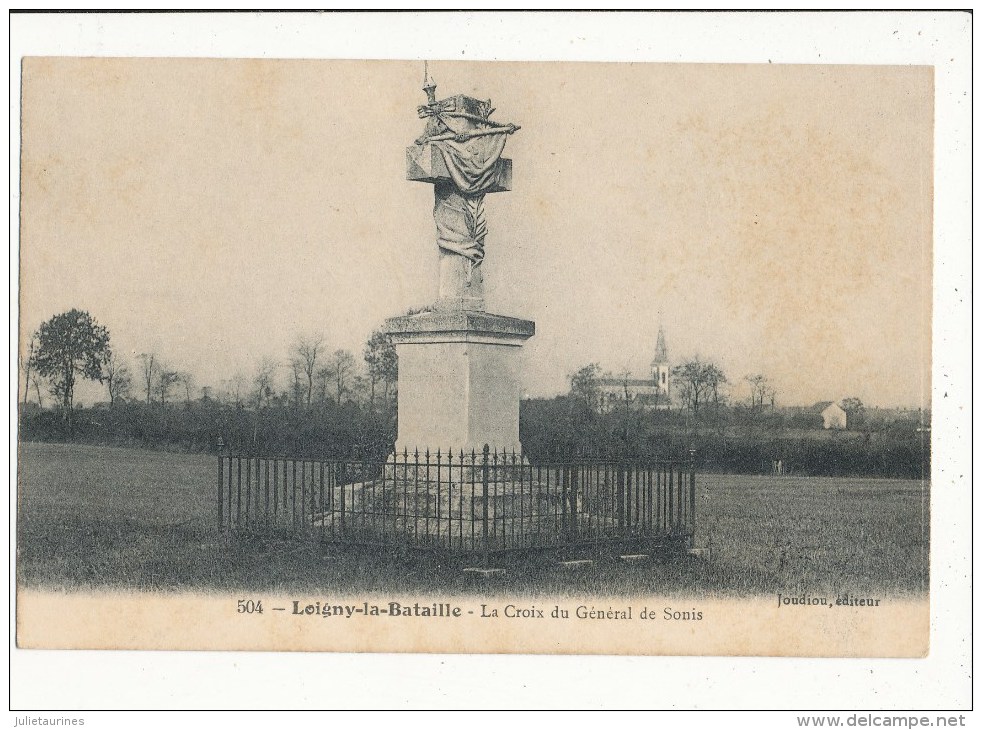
[20,308,928,477]
[22,309,399,414]
[20,308,400,456]
[526,359,928,478]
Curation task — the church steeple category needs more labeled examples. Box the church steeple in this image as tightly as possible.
[651,321,670,401]
[653,323,668,365]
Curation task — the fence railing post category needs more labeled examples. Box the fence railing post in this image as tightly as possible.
[688,447,697,543]
[217,437,225,533]
[616,460,626,534]
[482,444,490,566]
[559,462,568,540]
[570,463,579,539]
[213,447,692,556]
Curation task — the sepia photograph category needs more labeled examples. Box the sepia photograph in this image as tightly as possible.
[9,10,971,714]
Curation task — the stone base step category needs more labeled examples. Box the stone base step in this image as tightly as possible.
[462,567,507,578]
[558,559,594,570]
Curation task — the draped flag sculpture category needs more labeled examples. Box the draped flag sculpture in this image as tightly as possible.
[406,66,520,311]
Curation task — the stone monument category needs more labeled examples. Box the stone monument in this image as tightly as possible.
[384,69,535,455]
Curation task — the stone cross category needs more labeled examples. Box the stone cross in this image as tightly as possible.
[387,71,533,456]
[406,74,519,311]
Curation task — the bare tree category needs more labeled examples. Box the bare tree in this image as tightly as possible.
[156,369,180,405]
[250,358,278,446]
[138,352,157,404]
[229,374,246,407]
[349,373,369,406]
[288,359,304,409]
[745,374,776,411]
[103,350,132,407]
[672,356,727,417]
[252,358,278,411]
[21,332,46,408]
[314,366,330,404]
[291,334,324,408]
[328,349,356,404]
[32,373,45,408]
[364,329,398,409]
[22,330,39,407]
[569,363,603,414]
[178,371,196,406]
[615,369,637,440]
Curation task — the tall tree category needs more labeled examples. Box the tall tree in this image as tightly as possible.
[229,374,246,407]
[250,358,278,446]
[569,363,603,414]
[178,371,196,406]
[288,359,305,409]
[615,369,639,439]
[291,334,324,408]
[138,352,157,404]
[672,356,727,417]
[22,330,39,407]
[156,369,180,405]
[32,373,45,408]
[314,366,330,404]
[744,373,775,411]
[252,358,278,411]
[841,397,866,429]
[29,309,111,428]
[103,350,132,407]
[328,349,356,404]
[363,329,398,408]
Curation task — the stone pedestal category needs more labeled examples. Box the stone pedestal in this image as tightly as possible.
[384,310,535,455]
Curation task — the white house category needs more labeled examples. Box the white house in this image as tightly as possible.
[819,402,848,430]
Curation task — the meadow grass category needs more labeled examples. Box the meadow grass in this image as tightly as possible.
[16,442,929,597]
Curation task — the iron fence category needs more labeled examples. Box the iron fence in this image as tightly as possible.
[218,445,696,558]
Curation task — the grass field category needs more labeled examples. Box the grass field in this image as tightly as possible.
[16,442,929,597]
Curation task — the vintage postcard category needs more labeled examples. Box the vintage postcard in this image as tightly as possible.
[10,10,971,712]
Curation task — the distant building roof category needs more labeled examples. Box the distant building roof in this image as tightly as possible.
[598,378,658,388]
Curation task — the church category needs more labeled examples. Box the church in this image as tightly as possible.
[597,325,672,411]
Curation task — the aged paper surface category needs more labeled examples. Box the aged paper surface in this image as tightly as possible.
[18,592,928,657]
[10,11,970,712]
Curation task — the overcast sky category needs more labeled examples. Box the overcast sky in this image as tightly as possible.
[19,58,932,408]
